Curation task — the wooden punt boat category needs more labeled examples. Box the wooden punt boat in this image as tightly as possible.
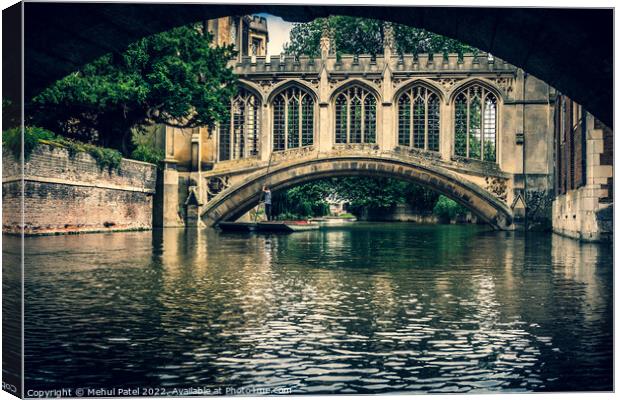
[257,221,320,232]
[218,220,319,233]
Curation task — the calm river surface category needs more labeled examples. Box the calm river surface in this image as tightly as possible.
[18,224,612,394]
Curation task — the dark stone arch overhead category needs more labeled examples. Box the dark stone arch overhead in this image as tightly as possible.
[17,4,612,127]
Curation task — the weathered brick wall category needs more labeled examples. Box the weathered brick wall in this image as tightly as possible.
[2,144,157,235]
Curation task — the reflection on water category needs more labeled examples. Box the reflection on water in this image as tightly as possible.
[20,224,612,393]
[3,235,23,397]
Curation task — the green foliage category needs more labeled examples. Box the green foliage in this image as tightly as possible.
[272,177,440,219]
[402,183,440,213]
[329,177,408,212]
[525,190,553,231]
[2,128,20,158]
[283,16,475,58]
[455,98,497,160]
[432,195,469,223]
[130,126,164,164]
[337,213,356,219]
[28,23,237,155]
[2,126,122,171]
[249,206,265,222]
[284,16,383,57]
[272,181,332,218]
[46,136,123,172]
[89,147,123,172]
[330,17,383,56]
[272,178,480,224]
[2,126,56,160]
[283,22,323,58]
[275,212,307,221]
[131,144,164,165]
[393,24,475,56]
[483,140,496,162]
[454,103,467,157]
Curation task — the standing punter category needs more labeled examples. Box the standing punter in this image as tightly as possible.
[263,186,272,221]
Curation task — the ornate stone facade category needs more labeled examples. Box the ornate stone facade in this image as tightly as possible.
[156,24,556,230]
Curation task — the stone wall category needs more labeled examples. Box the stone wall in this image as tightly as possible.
[357,203,481,224]
[2,144,157,235]
[354,204,438,223]
[553,187,612,242]
[552,114,613,242]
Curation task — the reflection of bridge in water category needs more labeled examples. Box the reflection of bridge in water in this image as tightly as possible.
[158,25,555,229]
[19,226,613,392]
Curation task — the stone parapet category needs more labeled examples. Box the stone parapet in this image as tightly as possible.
[233,52,516,75]
[2,144,156,192]
[2,144,157,235]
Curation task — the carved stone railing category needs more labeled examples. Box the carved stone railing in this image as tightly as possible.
[331,143,383,157]
[394,145,442,161]
[233,52,517,75]
[205,175,231,202]
[269,146,317,163]
[201,144,514,211]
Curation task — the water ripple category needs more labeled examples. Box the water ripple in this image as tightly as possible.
[18,225,613,393]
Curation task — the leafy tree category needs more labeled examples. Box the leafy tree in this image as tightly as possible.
[272,177,441,219]
[403,184,440,212]
[329,177,408,212]
[393,24,474,56]
[130,126,165,164]
[272,181,332,218]
[28,23,237,155]
[283,16,475,58]
[432,195,469,223]
[283,22,323,58]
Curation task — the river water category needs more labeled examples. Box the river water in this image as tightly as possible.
[16,224,612,394]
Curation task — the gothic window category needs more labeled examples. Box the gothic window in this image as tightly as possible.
[272,86,315,151]
[398,95,411,146]
[273,96,286,151]
[397,86,440,151]
[219,88,260,161]
[453,84,498,162]
[335,95,348,144]
[334,86,377,144]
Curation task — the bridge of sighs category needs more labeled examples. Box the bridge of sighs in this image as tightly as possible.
[156,24,555,230]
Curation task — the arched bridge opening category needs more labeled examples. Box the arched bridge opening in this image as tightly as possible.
[201,156,514,230]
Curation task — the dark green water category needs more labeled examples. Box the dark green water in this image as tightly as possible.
[16,224,613,394]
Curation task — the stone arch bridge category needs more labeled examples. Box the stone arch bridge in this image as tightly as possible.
[156,38,555,230]
[202,155,514,230]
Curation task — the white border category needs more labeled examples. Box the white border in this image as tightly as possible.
[0,2,616,400]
